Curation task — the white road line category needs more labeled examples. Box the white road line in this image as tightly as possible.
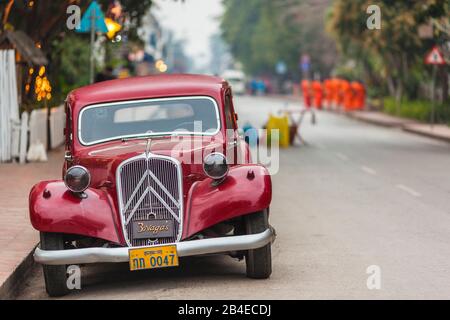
[361,166,377,176]
[396,184,422,197]
[336,153,349,161]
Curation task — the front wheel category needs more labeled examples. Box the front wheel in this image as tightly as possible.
[244,210,272,279]
[40,232,70,297]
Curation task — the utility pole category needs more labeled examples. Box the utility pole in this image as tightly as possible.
[75,1,107,84]
[90,11,96,84]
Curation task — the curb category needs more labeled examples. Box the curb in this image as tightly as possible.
[0,245,37,299]
[403,125,450,144]
[346,111,413,128]
[345,111,450,144]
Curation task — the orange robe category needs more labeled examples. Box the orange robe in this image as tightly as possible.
[330,78,340,108]
[301,80,312,108]
[323,79,332,109]
[341,80,353,111]
[336,79,345,109]
[312,81,323,109]
[350,82,360,110]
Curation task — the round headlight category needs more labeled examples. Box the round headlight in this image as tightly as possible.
[64,166,91,193]
[203,153,229,180]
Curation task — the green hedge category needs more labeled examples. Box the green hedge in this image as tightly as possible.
[383,97,450,125]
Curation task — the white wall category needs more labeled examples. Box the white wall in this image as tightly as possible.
[0,50,20,162]
[49,105,65,149]
[28,108,48,150]
[28,105,65,152]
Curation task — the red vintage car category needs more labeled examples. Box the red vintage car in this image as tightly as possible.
[29,74,275,296]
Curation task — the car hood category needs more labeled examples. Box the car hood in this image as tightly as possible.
[76,136,224,189]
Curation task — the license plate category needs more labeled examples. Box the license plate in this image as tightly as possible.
[129,245,179,271]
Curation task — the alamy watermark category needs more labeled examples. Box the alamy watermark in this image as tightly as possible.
[66,5,81,30]
[66,265,81,290]
[366,5,381,30]
[366,265,381,290]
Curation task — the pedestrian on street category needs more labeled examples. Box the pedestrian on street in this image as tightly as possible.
[312,80,323,110]
[301,79,312,109]
[342,79,353,112]
[323,79,332,110]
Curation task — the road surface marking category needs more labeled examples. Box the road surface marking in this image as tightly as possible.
[361,166,377,175]
[336,153,349,161]
[396,184,422,197]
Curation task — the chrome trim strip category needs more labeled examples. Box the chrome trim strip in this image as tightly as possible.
[116,153,184,247]
[33,228,276,266]
[122,173,148,213]
[148,170,180,208]
[78,96,221,146]
[148,186,181,223]
[124,188,149,225]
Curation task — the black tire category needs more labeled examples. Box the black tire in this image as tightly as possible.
[244,210,272,279]
[40,232,70,297]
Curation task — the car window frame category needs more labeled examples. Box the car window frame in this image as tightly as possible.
[224,91,237,130]
[77,96,221,146]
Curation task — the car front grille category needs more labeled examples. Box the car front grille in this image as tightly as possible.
[117,154,183,247]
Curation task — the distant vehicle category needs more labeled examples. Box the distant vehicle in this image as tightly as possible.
[222,70,246,95]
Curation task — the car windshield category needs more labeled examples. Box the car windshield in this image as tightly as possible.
[79,96,220,145]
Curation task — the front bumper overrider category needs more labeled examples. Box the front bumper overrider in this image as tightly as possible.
[34,228,276,266]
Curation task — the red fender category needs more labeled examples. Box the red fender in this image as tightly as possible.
[29,181,122,244]
[183,165,272,239]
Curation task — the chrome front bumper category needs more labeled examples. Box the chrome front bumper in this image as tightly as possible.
[34,228,276,266]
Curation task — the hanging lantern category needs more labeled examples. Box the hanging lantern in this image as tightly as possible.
[34,66,52,102]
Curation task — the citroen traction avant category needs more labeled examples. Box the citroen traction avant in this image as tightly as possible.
[29,74,275,296]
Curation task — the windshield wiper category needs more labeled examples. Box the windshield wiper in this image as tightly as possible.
[121,134,168,143]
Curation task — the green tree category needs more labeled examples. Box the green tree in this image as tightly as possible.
[49,34,90,102]
[221,0,336,79]
[327,0,448,102]
[0,0,181,105]
[221,0,299,76]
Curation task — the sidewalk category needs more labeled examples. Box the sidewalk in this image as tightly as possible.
[0,148,64,298]
[346,110,450,144]
[348,111,416,127]
[403,123,450,143]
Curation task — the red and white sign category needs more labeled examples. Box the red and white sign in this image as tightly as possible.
[425,46,446,65]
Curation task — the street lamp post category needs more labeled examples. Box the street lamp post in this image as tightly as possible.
[90,12,96,84]
[75,1,108,84]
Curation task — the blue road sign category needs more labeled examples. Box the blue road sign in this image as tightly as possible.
[76,1,108,33]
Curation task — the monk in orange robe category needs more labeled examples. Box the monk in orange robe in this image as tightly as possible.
[342,80,353,112]
[323,79,332,109]
[301,80,312,108]
[312,80,323,109]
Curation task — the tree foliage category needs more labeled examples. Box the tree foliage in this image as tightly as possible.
[0,0,157,104]
[221,0,295,76]
[327,0,449,101]
[0,0,154,46]
[221,0,336,78]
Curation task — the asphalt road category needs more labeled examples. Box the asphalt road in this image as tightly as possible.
[17,95,450,299]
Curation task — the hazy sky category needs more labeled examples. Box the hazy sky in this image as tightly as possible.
[153,0,224,68]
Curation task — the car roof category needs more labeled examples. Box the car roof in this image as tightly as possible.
[68,74,228,113]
